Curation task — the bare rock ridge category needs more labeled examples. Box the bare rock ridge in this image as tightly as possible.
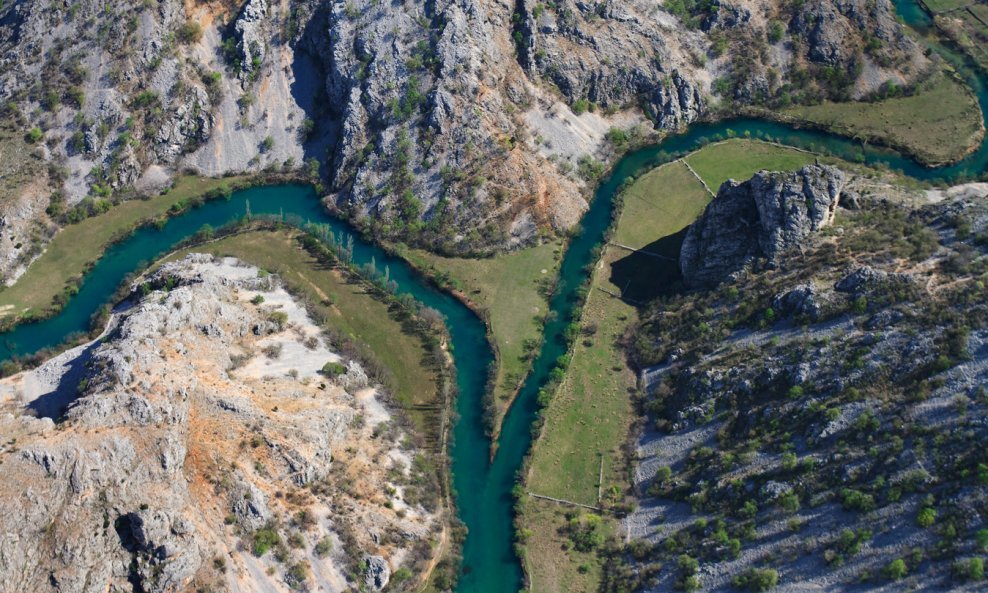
[680,164,845,287]
[0,255,438,593]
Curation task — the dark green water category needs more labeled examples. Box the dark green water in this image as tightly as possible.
[1,2,986,591]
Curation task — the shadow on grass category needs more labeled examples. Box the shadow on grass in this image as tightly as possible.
[608,228,688,304]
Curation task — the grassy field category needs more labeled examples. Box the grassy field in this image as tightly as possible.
[923,0,977,12]
[160,230,442,441]
[783,69,985,165]
[0,176,246,319]
[521,161,712,591]
[401,242,562,434]
[683,140,818,192]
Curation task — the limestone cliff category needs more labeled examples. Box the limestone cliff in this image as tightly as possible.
[680,164,845,287]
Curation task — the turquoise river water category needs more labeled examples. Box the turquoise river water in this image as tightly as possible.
[0,2,985,591]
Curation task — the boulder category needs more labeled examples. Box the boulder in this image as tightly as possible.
[364,555,391,590]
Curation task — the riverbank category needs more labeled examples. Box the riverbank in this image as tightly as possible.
[0,175,254,325]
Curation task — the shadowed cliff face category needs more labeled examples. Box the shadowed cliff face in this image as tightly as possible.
[0,0,924,272]
[0,255,438,593]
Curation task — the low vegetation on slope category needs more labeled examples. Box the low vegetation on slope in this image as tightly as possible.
[609,186,988,590]
[514,139,979,592]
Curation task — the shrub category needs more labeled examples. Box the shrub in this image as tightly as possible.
[953,557,985,582]
[132,90,159,108]
[26,127,43,143]
[766,19,786,42]
[392,567,413,584]
[286,561,309,588]
[780,492,800,513]
[606,127,628,146]
[840,488,875,512]
[976,528,988,552]
[321,361,346,377]
[884,558,908,580]
[314,537,332,557]
[732,568,779,591]
[568,513,605,552]
[252,525,281,556]
[916,507,936,528]
[267,311,289,330]
[250,294,265,305]
[176,21,203,44]
[571,98,591,115]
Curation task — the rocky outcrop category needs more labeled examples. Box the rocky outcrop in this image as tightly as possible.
[365,554,391,590]
[793,0,915,69]
[234,0,269,79]
[680,165,845,287]
[0,255,437,593]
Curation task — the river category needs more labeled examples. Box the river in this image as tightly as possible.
[0,2,985,591]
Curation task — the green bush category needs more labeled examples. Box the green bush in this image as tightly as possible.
[732,567,779,591]
[267,311,289,330]
[953,557,985,582]
[252,525,281,557]
[176,21,203,44]
[321,361,346,377]
[132,90,159,108]
[840,488,875,512]
[26,127,43,143]
[916,507,936,528]
[314,537,332,557]
[884,558,908,580]
[567,513,605,552]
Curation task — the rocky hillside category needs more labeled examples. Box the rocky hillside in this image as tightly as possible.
[610,175,988,591]
[0,0,927,281]
[0,255,440,592]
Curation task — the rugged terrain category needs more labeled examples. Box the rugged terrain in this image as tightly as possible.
[613,174,988,590]
[0,255,441,592]
[0,0,930,282]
